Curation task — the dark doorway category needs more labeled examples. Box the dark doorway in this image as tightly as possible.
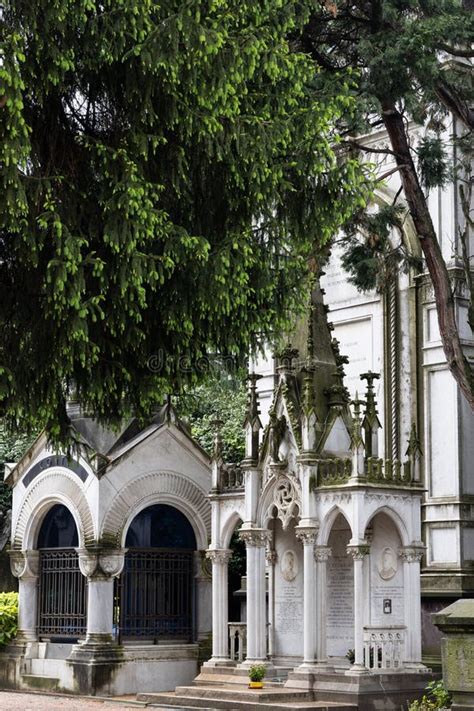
[116,504,196,643]
[37,504,87,639]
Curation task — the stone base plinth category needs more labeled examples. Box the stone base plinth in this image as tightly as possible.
[285,669,436,711]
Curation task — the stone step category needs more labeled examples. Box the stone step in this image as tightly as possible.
[139,688,357,711]
[21,673,60,691]
[175,685,312,702]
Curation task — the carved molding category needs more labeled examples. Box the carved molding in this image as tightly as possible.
[239,529,271,547]
[9,550,39,580]
[272,474,301,530]
[13,470,95,548]
[101,470,211,547]
[205,549,232,565]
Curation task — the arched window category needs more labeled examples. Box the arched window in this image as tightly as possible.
[125,504,195,549]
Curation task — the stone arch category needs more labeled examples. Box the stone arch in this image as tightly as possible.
[320,505,353,545]
[14,470,95,549]
[363,505,410,547]
[101,471,210,551]
[221,510,244,550]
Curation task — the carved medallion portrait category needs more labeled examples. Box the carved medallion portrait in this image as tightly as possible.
[281,549,298,582]
[378,546,397,581]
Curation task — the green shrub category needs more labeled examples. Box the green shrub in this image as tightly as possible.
[408,680,451,710]
[0,592,18,647]
[248,664,266,682]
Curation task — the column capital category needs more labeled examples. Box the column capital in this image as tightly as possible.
[346,544,370,560]
[76,547,127,580]
[9,549,39,580]
[314,545,332,562]
[398,544,425,563]
[239,528,271,547]
[295,525,319,546]
[266,548,278,565]
[206,548,232,564]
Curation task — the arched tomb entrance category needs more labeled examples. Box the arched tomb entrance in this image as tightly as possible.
[37,504,87,640]
[326,513,354,663]
[116,504,196,642]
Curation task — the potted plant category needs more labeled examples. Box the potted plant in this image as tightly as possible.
[248,663,266,689]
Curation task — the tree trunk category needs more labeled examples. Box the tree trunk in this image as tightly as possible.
[382,102,474,410]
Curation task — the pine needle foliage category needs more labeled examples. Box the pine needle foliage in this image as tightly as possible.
[0,0,370,441]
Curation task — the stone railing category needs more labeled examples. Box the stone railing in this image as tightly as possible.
[365,457,413,485]
[316,458,352,486]
[228,622,246,662]
[220,464,244,491]
[363,626,405,671]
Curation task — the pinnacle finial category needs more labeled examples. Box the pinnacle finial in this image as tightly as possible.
[360,371,381,457]
[211,418,224,460]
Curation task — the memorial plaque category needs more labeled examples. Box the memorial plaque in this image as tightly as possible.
[327,553,354,656]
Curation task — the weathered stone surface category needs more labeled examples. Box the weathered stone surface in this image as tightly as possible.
[433,599,474,711]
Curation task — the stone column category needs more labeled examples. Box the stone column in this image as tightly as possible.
[239,529,270,664]
[205,549,233,665]
[9,550,39,642]
[347,544,370,673]
[314,545,332,667]
[295,526,318,667]
[76,547,126,645]
[266,548,277,659]
[69,547,126,694]
[399,545,425,668]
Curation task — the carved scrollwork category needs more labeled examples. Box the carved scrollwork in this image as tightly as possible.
[272,474,301,530]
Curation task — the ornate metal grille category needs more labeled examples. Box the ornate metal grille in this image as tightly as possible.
[37,549,87,638]
[115,548,194,642]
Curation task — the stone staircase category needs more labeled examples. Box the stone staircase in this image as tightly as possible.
[137,669,356,711]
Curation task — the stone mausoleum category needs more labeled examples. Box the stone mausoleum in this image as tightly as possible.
[1,404,213,695]
[1,285,435,709]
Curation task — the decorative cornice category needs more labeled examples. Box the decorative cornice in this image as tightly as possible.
[239,528,271,547]
[205,549,232,565]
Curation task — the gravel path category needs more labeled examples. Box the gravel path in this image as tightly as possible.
[0,691,151,710]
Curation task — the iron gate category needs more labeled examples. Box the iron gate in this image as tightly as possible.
[37,548,87,638]
[115,548,194,642]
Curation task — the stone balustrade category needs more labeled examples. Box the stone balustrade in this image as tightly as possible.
[365,457,413,485]
[363,626,405,671]
[316,458,352,485]
[220,464,244,491]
